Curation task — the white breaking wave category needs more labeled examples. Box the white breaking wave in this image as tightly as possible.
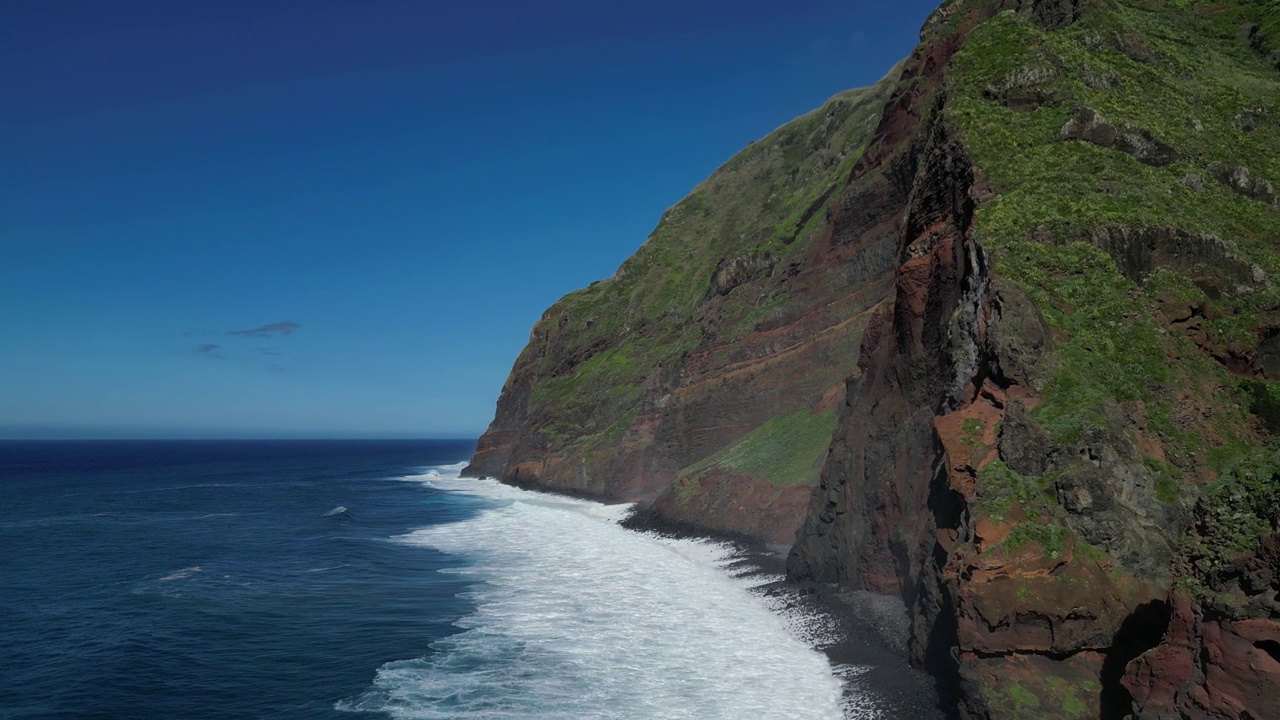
[337,465,873,720]
[159,566,202,582]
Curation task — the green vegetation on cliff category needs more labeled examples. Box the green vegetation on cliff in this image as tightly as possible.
[935,4,1280,635]
[954,3,1279,239]
[950,0,1280,488]
[496,63,904,486]
[678,408,837,489]
[935,3,1280,717]
[477,1,1280,715]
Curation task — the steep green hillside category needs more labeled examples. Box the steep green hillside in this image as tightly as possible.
[952,0,1280,586]
[473,0,1280,716]
[949,6,1280,716]
[787,1,1280,718]
[468,61,906,518]
[522,76,898,454]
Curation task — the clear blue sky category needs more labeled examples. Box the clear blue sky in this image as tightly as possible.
[1,0,940,439]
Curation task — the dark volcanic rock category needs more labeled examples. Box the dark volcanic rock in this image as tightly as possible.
[998,399,1052,475]
[1081,225,1265,293]
[1209,162,1278,204]
[988,277,1053,391]
[1060,107,1180,166]
[470,2,1280,718]
[1049,407,1183,582]
[1113,128,1181,166]
[709,253,774,297]
[1234,106,1274,132]
[983,64,1059,110]
[1059,106,1119,145]
[1124,529,1280,720]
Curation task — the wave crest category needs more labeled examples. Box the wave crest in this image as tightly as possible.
[340,466,862,719]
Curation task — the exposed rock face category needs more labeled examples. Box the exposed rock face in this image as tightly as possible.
[786,1,1280,718]
[1059,107,1180,166]
[1209,162,1277,205]
[466,64,908,536]
[1123,470,1280,720]
[1124,592,1280,720]
[468,0,1280,717]
[788,78,1173,713]
[983,64,1059,110]
[1080,226,1266,291]
[1233,106,1274,133]
[787,5,997,596]
[1049,408,1182,581]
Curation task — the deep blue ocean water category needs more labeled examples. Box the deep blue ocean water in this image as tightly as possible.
[0,440,480,720]
[0,440,859,720]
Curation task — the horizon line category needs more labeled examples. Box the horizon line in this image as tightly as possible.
[0,434,479,442]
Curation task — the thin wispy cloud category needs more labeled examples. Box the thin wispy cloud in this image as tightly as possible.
[185,322,300,369]
[228,321,300,338]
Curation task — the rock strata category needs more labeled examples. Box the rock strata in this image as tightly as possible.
[1059,107,1180,166]
[469,0,1280,717]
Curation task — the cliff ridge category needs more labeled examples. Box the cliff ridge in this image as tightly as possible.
[468,0,1280,716]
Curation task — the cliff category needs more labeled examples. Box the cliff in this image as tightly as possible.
[467,0,1280,717]
[465,63,906,544]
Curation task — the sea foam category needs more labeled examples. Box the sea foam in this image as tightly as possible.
[337,465,872,720]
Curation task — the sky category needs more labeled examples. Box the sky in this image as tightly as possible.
[1,0,943,439]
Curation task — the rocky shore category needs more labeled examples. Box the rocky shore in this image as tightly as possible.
[466,0,1280,716]
[622,505,943,719]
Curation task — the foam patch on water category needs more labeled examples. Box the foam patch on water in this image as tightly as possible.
[338,466,875,720]
[159,566,202,582]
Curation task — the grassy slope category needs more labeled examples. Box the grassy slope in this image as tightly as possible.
[677,408,838,492]
[946,0,1280,568]
[519,65,904,470]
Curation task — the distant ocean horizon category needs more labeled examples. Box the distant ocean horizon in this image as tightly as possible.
[0,439,868,719]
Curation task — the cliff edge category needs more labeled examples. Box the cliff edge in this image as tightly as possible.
[465,62,905,544]
[468,0,1280,716]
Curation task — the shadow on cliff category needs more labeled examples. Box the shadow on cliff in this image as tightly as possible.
[1099,600,1171,719]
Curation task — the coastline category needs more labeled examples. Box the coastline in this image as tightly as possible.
[621,504,944,720]
[422,468,856,717]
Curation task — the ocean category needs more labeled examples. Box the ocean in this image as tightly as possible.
[0,440,869,719]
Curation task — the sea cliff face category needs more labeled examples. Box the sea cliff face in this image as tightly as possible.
[468,0,1280,716]
[465,64,906,544]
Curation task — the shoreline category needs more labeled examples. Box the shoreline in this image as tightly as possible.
[621,504,945,720]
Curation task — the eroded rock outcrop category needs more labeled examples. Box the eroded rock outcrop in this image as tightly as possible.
[788,1,1280,718]
[1209,162,1277,205]
[466,63,909,539]
[1124,475,1280,720]
[1080,226,1265,292]
[1059,107,1180,166]
[1124,592,1280,720]
[469,0,1280,717]
[983,64,1060,110]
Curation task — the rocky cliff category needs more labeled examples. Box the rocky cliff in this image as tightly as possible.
[465,63,906,544]
[468,0,1280,717]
